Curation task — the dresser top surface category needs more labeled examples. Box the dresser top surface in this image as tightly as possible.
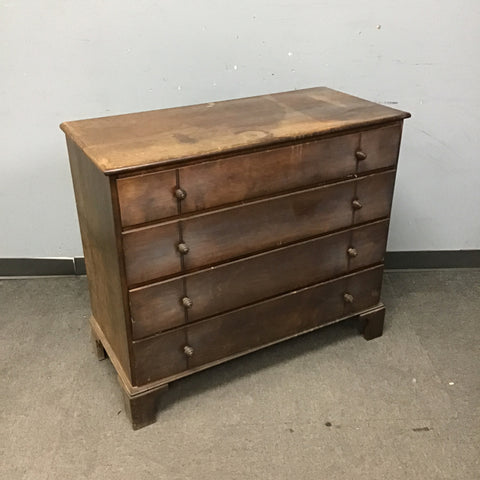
[60,87,410,175]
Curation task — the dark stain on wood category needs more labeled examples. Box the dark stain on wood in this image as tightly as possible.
[173,133,197,144]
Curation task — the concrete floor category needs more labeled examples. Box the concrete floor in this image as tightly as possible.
[1,270,479,479]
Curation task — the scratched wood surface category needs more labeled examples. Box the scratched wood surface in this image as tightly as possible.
[66,139,133,381]
[132,266,384,383]
[60,87,410,174]
[128,220,389,340]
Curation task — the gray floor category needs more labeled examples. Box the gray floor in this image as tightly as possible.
[1,270,479,479]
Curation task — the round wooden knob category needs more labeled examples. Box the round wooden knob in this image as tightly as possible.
[177,242,189,254]
[355,150,367,161]
[347,247,358,258]
[343,293,354,303]
[181,296,193,308]
[183,345,194,357]
[352,199,363,210]
[174,187,187,200]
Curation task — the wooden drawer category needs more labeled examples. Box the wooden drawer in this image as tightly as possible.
[180,124,401,213]
[116,123,401,228]
[122,170,395,286]
[181,170,395,271]
[179,132,358,213]
[129,277,184,336]
[132,266,384,384]
[354,170,396,224]
[357,124,402,173]
[117,169,178,227]
[122,222,181,286]
[128,220,389,339]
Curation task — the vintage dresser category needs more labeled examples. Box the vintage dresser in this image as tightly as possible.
[61,87,410,429]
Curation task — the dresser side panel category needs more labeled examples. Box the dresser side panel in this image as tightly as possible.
[66,138,133,382]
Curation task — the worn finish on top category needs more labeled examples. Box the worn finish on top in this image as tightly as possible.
[60,87,410,174]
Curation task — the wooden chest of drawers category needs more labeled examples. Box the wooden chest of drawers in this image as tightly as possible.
[61,87,410,429]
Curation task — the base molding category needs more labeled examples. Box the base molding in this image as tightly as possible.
[91,303,384,429]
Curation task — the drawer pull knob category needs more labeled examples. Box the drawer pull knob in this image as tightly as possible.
[343,293,354,303]
[355,150,367,161]
[177,242,189,254]
[174,187,187,200]
[352,199,363,210]
[183,345,194,357]
[181,296,193,308]
[347,247,358,258]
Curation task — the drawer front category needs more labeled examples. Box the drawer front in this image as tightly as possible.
[343,265,385,315]
[117,169,178,227]
[133,328,187,385]
[357,124,402,173]
[179,133,358,213]
[353,170,396,224]
[132,266,383,384]
[182,171,395,271]
[186,219,387,324]
[128,220,389,339]
[129,278,184,337]
[116,124,401,227]
[349,219,389,271]
[122,171,395,286]
[123,222,181,286]
[187,266,383,368]
[182,180,354,271]
[129,229,351,339]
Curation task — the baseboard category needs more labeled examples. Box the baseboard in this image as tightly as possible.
[384,250,480,269]
[74,257,86,275]
[0,257,85,276]
[1,251,479,276]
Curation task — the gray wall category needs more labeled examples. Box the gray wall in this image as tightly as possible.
[1,1,479,257]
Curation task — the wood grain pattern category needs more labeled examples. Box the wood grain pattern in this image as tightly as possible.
[358,124,402,173]
[133,328,187,385]
[349,220,390,270]
[122,222,181,286]
[185,229,349,323]
[353,170,396,225]
[343,266,384,316]
[128,220,389,339]
[60,87,410,174]
[115,123,401,226]
[122,385,168,430]
[178,124,401,214]
[132,266,383,383]
[179,132,358,213]
[117,169,178,227]
[182,171,395,272]
[188,266,383,368]
[181,180,354,272]
[121,171,395,286]
[129,228,351,339]
[129,278,184,338]
[66,139,133,381]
